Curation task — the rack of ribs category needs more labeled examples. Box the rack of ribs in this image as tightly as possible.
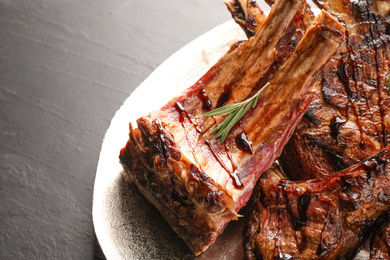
[119,0,345,255]
[224,0,267,38]
[264,0,390,256]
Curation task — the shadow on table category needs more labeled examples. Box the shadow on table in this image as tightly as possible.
[94,235,107,260]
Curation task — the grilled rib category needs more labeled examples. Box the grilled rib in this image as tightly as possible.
[274,1,390,254]
[370,214,390,260]
[244,146,390,260]
[224,0,267,38]
[280,0,390,181]
[119,0,345,255]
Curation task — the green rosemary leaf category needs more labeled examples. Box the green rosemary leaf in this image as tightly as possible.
[204,82,271,143]
[203,103,241,117]
[219,100,255,142]
[252,94,259,109]
[218,105,245,141]
[210,112,234,134]
[388,74,390,93]
[215,109,240,137]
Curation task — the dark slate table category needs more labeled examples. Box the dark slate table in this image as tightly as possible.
[0,1,270,259]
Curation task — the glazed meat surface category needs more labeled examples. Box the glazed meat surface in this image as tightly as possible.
[280,0,390,181]
[244,146,390,260]
[224,0,267,38]
[273,0,390,256]
[119,0,345,255]
[370,214,390,260]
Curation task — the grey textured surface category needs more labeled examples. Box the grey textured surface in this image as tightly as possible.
[0,0,252,259]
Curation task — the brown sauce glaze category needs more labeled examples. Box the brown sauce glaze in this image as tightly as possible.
[230,170,243,189]
[174,101,202,133]
[204,140,243,189]
[336,30,368,148]
[336,60,349,87]
[316,240,329,256]
[362,154,389,178]
[330,114,346,139]
[224,143,238,172]
[290,193,311,231]
[276,253,294,260]
[340,175,355,192]
[236,132,254,154]
[174,101,185,123]
[174,102,204,171]
[367,10,388,147]
[217,88,232,108]
[223,143,243,188]
[205,140,230,173]
[198,89,212,111]
[339,174,361,211]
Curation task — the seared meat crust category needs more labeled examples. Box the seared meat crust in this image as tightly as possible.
[370,214,390,260]
[244,146,390,260]
[280,0,390,181]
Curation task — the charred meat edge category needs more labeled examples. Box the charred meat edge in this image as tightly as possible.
[277,0,390,254]
[370,213,390,260]
[280,0,390,180]
[224,0,267,38]
[244,145,390,260]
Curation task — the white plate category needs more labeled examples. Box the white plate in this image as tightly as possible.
[92,8,371,260]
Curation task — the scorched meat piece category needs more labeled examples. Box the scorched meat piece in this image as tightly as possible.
[370,214,390,260]
[225,0,315,84]
[119,0,345,255]
[244,146,390,260]
[276,0,390,255]
[280,0,390,181]
[224,0,267,38]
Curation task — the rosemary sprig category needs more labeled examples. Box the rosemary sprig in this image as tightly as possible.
[204,82,270,142]
[388,74,390,93]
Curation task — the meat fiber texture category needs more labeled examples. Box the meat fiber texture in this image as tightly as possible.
[370,213,390,260]
[244,146,390,260]
[119,0,345,255]
[271,0,390,257]
[280,0,390,181]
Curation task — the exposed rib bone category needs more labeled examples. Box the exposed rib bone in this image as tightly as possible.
[224,0,267,38]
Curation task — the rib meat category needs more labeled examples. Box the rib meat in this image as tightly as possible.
[271,1,390,255]
[370,214,390,259]
[224,0,267,38]
[225,0,314,67]
[119,0,345,255]
[279,0,390,181]
[244,146,390,260]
